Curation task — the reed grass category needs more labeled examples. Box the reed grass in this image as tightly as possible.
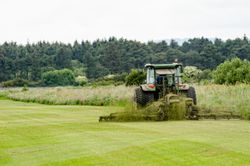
[6,86,135,106]
[196,84,250,119]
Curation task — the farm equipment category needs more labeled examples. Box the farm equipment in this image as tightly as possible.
[100,63,199,122]
[99,63,240,122]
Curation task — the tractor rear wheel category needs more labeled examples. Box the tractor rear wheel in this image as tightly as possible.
[134,88,154,107]
[187,86,197,105]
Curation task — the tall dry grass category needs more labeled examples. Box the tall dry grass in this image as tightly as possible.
[196,84,250,119]
[7,86,135,106]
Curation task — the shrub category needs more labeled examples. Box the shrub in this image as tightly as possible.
[75,76,88,86]
[125,69,146,86]
[213,58,250,84]
[1,79,29,87]
[42,69,75,86]
[183,66,202,83]
[197,69,213,82]
[114,73,127,82]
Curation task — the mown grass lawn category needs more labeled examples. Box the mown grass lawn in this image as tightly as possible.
[0,99,250,166]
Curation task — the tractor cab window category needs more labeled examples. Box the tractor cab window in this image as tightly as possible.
[175,66,183,84]
[146,67,155,84]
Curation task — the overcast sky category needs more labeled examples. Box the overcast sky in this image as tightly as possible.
[0,0,249,44]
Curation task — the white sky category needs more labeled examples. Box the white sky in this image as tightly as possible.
[0,0,249,44]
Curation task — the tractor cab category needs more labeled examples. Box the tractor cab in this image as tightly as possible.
[141,63,187,98]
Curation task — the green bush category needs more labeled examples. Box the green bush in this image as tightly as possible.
[1,79,29,87]
[197,69,213,82]
[125,69,146,86]
[114,73,127,82]
[213,58,250,84]
[183,66,202,83]
[75,76,88,86]
[42,69,75,86]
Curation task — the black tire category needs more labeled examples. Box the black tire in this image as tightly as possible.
[187,86,197,105]
[134,88,154,107]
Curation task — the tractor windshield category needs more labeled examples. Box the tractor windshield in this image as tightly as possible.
[146,67,155,84]
[175,66,182,84]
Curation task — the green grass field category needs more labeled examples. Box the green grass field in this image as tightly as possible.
[1,99,250,166]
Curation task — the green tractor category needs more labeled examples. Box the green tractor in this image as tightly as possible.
[99,63,199,122]
[134,63,196,107]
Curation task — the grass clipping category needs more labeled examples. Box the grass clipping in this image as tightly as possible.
[144,97,187,121]
[100,94,189,122]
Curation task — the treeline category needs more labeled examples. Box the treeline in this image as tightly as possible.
[0,36,250,84]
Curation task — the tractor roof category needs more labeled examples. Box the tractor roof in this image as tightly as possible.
[145,63,182,69]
